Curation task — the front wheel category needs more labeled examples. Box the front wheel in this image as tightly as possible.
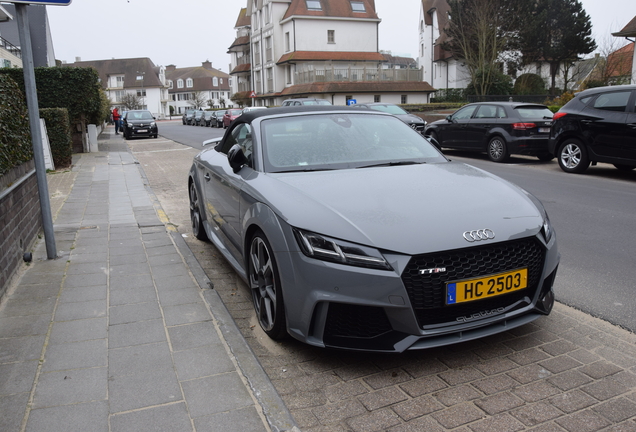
[558,139,590,173]
[189,182,208,241]
[487,136,509,162]
[249,231,286,339]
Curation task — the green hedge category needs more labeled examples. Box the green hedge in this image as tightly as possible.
[0,67,103,124]
[0,74,32,176]
[40,108,72,168]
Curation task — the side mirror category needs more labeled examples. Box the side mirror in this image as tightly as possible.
[446,115,453,122]
[228,144,249,173]
[202,137,222,147]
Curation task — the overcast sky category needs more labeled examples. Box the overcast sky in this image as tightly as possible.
[44,0,634,73]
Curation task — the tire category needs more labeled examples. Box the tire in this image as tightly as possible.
[248,230,287,339]
[613,164,635,171]
[189,182,208,241]
[487,136,509,162]
[537,153,554,162]
[558,139,590,173]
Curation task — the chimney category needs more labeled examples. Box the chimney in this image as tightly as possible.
[75,56,81,62]
[202,60,212,70]
[166,64,177,72]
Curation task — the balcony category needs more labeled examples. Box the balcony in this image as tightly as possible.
[238,81,252,92]
[0,36,21,59]
[294,66,423,85]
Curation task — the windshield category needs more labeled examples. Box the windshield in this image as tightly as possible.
[515,106,554,119]
[127,111,153,120]
[368,104,408,115]
[261,113,446,173]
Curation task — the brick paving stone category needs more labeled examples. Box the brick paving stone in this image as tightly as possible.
[613,371,636,388]
[359,387,408,411]
[506,364,552,384]
[473,343,514,360]
[391,395,444,421]
[530,330,561,344]
[467,413,525,432]
[547,370,593,391]
[291,372,340,392]
[555,410,611,432]
[311,399,367,424]
[298,357,345,374]
[439,367,484,386]
[541,340,578,356]
[508,348,551,366]
[510,401,563,426]
[548,390,596,414]
[400,376,448,397]
[602,423,636,432]
[539,356,583,374]
[291,408,320,429]
[388,415,446,432]
[434,384,481,406]
[431,403,485,429]
[333,363,382,381]
[472,374,519,395]
[285,389,327,410]
[527,422,568,432]
[438,351,483,369]
[595,347,636,369]
[474,358,518,376]
[581,378,630,401]
[513,381,561,403]
[567,349,601,365]
[347,408,402,432]
[324,380,369,402]
[363,368,412,390]
[474,393,525,415]
[402,358,448,378]
[591,397,636,423]
[579,361,623,379]
[503,335,544,351]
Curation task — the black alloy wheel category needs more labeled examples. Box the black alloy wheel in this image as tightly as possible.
[249,230,287,339]
[487,136,509,162]
[558,139,590,174]
[189,182,208,241]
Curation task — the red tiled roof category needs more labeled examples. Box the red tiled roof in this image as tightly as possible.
[277,51,385,64]
[235,8,250,28]
[228,36,250,52]
[230,63,252,74]
[282,0,379,21]
[607,42,634,77]
[273,81,436,97]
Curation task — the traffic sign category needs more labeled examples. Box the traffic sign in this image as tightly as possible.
[249,91,256,98]
[347,99,357,106]
[4,0,72,5]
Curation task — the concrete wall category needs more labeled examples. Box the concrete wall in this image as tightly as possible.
[0,161,42,300]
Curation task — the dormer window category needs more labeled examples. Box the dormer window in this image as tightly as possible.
[168,80,173,89]
[186,78,193,88]
[177,79,184,88]
[213,77,218,86]
[350,1,365,12]
[306,0,321,11]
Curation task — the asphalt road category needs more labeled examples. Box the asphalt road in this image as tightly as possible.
[155,120,636,333]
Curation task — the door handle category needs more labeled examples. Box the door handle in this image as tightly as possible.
[204,173,211,181]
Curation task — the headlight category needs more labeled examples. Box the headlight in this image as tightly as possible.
[541,213,553,243]
[150,122,156,127]
[293,228,392,271]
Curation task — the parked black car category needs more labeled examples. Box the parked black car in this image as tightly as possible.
[201,111,215,127]
[352,103,427,134]
[182,109,195,125]
[212,110,225,128]
[193,110,205,126]
[425,102,554,162]
[122,110,158,139]
[549,85,636,173]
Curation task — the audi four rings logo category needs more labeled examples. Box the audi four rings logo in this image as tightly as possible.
[463,229,495,242]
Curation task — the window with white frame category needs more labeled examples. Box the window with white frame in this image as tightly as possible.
[265,4,270,24]
[374,95,381,102]
[328,30,335,44]
[401,95,408,104]
[136,89,146,97]
[186,78,193,88]
[213,77,218,86]
[285,32,290,52]
[306,0,321,10]
[220,78,223,84]
[350,1,365,12]
[177,79,184,88]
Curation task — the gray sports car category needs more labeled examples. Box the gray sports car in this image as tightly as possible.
[188,106,559,352]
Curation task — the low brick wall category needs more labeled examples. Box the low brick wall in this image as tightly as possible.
[0,160,42,300]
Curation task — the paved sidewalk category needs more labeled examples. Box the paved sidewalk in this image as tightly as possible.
[0,129,297,432]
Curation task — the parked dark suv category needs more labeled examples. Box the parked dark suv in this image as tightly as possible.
[549,85,636,173]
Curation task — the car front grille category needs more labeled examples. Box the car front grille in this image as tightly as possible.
[401,238,545,327]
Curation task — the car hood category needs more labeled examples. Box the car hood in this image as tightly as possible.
[395,114,425,125]
[127,119,154,125]
[253,162,544,255]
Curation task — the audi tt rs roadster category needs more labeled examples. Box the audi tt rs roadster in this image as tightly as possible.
[188,106,559,352]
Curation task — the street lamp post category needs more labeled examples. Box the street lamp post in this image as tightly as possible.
[136,71,145,109]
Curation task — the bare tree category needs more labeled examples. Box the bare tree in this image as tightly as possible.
[591,34,633,86]
[187,91,208,110]
[119,93,143,110]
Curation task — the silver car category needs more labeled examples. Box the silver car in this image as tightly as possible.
[188,106,559,352]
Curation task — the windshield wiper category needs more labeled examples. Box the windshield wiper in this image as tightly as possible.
[357,161,424,169]
[274,167,336,173]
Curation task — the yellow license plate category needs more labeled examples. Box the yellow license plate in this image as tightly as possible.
[446,268,527,305]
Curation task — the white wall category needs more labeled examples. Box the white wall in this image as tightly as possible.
[294,20,377,52]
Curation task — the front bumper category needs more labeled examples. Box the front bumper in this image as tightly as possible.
[279,232,559,353]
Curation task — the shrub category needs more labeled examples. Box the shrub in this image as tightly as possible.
[514,73,547,95]
[40,108,72,168]
[0,74,32,176]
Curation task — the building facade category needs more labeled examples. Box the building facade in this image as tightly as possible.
[166,61,233,115]
[0,4,54,68]
[65,57,170,119]
[229,0,434,107]
[0,5,22,68]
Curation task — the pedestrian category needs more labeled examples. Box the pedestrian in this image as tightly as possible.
[112,107,121,134]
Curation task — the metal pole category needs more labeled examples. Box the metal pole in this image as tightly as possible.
[15,4,57,259]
